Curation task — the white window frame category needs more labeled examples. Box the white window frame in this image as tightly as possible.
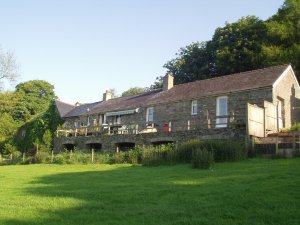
[114,115,122,124]
[146,107,154,122]
[87,116,90,126]
[93,118,97,126]
[191,100,198,115]
[216,96,228,128]
[277,99,284,129]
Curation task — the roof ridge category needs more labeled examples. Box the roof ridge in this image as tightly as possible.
[55,99,76,107]
[171,64,290,89]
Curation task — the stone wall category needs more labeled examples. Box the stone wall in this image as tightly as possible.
[273,69,300,127]
[146,87,273,132]
[54,127,246,152]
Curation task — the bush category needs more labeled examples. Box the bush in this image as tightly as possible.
[95,152,111,164]
[128,147,143,164]
[68,151,91,164]
[142,144,174,166]
[290,123,300,131]
[173,140,202,163]
[176,139,245,163]
[202,139,245,162]
[110,152,127,164]
[191,148,214,169]
[52,154,67,164]
[34,151,50,164]
[11,151,22,165]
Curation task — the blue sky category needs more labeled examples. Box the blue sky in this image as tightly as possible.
[0,0,283,104]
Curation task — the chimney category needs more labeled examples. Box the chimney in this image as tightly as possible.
[163,72,174,91]
[103,90,112,101]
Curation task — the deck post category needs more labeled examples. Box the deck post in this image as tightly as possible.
[91,148,94,163]
[51,151,54,163]
[298,131,300,154]
[292,132,296,152]
[275,136,279,155]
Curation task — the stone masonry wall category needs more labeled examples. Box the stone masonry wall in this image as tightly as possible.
[54,127,246,152]
[272,69,300,127]
[146,87,273,132]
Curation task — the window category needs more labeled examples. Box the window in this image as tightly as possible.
[74,121,79,128]
[87,116,90,126]
[99,114,106,124]
[146,107,154,122]
[93,119,97,126]
[191,100,197,115]
[216,96,228,128]
[114,115,122,124]
[277,98,284,129]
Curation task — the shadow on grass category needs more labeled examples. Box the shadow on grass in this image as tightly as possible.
[2,159,300,225]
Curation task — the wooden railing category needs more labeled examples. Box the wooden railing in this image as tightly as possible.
[57,124,139,137]
[56,115,245,138]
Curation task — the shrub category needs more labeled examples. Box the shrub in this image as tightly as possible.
[68,151,91,164]
[290,123,300,131]
[11,151,22,164]
[128,148,143,164]
[95,152,111,164]
[176,139,245,163]
[142,144,174,166]
[191,148,214,169]
[110,152,127,164]
[174,140,202,163]
[34,151,50,164]
[201,139,245,162]
[52,154,67,164]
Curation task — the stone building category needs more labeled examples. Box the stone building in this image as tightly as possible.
[54,64,300,152]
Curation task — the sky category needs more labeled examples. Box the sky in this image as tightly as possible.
[0,0,284,104]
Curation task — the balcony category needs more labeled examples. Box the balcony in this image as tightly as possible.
[57,124,139,137]
[57,115,244,138]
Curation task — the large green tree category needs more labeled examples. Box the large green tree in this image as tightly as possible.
[122,87,149,96]
[263,0,300,78]
[15,80,55,117]
[212,16,267,76]
[164,0,300,84]
[164,42,215,84]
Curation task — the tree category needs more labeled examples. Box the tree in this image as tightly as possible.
[263,0,300,78]
[150,76,163,90]
[0,113,18,153]
[0,47,19,90]
[212,16,268,76]
[164,42,215,84]
[15,80,56,117]
[122,87,149,96]
[163,0,300,84]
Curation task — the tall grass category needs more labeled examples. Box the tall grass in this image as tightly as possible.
[1,140,245,169]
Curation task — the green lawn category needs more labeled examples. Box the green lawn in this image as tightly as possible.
[0,158,299,225]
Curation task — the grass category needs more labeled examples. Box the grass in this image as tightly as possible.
[0,158,299,225]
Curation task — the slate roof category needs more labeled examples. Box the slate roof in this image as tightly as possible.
[88,89,162,115]
[55,100,75,117]
[64,101,102,117]
[146,64,290,105]
[58,64,291,118]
